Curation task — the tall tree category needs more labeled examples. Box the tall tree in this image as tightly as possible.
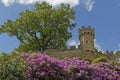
[0,2,76,52]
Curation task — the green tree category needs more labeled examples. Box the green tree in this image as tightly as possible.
[0,2,76,52]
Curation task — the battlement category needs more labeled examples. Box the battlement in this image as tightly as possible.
[79,26,94,37]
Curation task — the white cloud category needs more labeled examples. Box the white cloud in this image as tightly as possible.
[0,0,80,7]
[114,43,120,54]
[44,0,80,7]
[1,0,95,12]
[17,0,35,5]
[94,39,104,53]
[1,0,15,6]
[82,0,95,12]
[68,40,80,48]
[69,40,77,46]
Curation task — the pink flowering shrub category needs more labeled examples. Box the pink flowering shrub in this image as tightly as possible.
[24,53,69,80]
[24,53,120,80]
[89,62,120,80]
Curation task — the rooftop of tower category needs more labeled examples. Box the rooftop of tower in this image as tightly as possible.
[78,26,94,36]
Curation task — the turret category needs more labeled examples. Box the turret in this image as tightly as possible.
[78,26,95,53]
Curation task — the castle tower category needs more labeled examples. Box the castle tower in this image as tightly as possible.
[78,26,95,53]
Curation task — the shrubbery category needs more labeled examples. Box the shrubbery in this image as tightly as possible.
[0,52,120,80]
[0,52,26,80]
[24,53,120,80]
[91,57,108,64]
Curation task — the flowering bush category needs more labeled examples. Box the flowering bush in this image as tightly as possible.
[24,53,69,80]
[89,62,120,80]
[0,52,119,80]
[24,53,120,80]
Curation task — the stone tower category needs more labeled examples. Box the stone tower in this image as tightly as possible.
[78,26,95,53]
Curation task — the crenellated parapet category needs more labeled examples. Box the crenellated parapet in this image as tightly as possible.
[79,26,94,38]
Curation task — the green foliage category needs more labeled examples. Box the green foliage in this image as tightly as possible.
[115,50,120,58]
[116,63,120,66]
[0,2,76,52]
[0,52,26,80]
[0,52,120,80]
[92,57,108,64]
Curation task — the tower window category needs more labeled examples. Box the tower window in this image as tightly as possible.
[86,40,88,43]
[91,41,93,43]
[81,41,84,44]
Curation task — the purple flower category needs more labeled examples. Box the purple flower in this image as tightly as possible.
[34,78,38,80]
[24,53,29,58]
[24,53,120,80]
[41,71,46,76]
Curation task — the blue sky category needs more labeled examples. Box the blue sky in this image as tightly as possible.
[0,0,120,53]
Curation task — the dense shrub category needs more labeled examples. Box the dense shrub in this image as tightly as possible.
[0,52,120,80]
[0,52,26,80]
[90,62,120,80]
[92,57,108,64]
[24,53,69,80]
[24,53,120,80]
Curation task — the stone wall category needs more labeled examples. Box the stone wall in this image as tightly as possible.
[44,49,97,60]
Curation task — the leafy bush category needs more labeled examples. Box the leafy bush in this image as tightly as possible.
[90,62,120,80]
[24,53,120,80]
[0,52,26,80]
[0,52,120,80]
[24,53,69,80]
[92,57,108,64]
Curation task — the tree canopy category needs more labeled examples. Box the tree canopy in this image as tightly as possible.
[0,2,76,52]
